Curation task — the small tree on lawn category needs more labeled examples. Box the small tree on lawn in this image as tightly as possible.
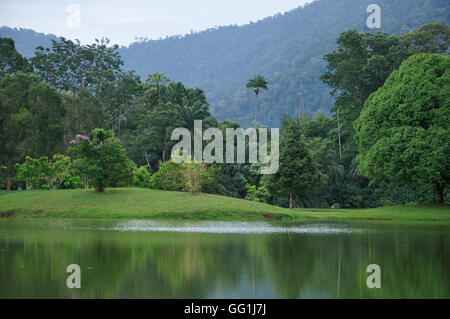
[266,115,323,208]
[182,160,210,195]
[69,129,134,192]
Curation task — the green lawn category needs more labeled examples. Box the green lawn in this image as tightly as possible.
[292,204,450,223]
[0,187,449,223]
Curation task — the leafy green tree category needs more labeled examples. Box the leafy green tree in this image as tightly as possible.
[62,88,104,145]
[0,72,65,189]
[30,37,123,93]
[15,154,73,190]
[403,22,450,54]
[355,54,449,203]
[321,30,414,157]
[136,103,183,164]
[146,72,169,106]
[0,37,32,77]
[175,99,215,133]
[245,184,270,203]
[266,115,323,208]
[246,75,268,127]
[149,160,185,191]
[132,166,152,188]
[69,129,134,192]
[181,159,211,195]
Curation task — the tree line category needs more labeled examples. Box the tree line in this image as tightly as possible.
[0,22,448,205]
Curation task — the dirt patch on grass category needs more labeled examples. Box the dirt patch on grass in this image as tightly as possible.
[0,210,18,218]
[262,212,282,220]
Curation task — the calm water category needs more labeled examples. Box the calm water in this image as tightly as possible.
[0,219,448,298]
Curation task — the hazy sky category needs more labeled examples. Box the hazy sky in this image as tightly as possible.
[0,0,314,46]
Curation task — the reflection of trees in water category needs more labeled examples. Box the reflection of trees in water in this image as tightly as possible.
[252,227,450,298]
[0,224,449,298]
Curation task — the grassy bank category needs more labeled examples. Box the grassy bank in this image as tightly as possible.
[0,187,449,222]
[0,188,291,221]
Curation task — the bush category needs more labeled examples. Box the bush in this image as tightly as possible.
[133,166,152,188]
[15,155,73,190]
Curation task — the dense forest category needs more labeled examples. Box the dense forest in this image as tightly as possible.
[1,19,449,207]
[0,0,449,208]
[2,0,449,128]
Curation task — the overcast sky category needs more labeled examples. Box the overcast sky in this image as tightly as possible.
[0,0,314,46]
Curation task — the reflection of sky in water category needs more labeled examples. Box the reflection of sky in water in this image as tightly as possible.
[66,220,361,234]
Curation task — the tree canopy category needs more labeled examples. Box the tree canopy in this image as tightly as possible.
[355,54,449,203]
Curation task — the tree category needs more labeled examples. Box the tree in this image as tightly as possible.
[69,129,134,192]
[30,37,123,94]
[136,103,183,163]
[355,54,449,203]
[266,115,323,208]
[15,154,72,190]
[146,72,169,106]
[0,72,65,190]
[182,160,209,195]
[0,37,32,77]
[62,88,104,146]
[321,30,414,157]
[246,75,268,127]
[403,22,450,54]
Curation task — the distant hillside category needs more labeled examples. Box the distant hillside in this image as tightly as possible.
[2,0,449,127]
[0,27,59,58]
[118,0,449,127]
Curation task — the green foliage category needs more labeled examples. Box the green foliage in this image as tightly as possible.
[403,22,450,54]
[149,160,185,191]
[321,30,414,145]
[61,88,104,144]
[133,166,152,188]
[15,154,75,190]
[266,115,324,208]
[0,72,65,180]
[245,184,270,203]
[0,37,32,76]
[246,74,268,127]
[30,37,123,93]
[69,129,134,192]
[246,75,268,94]
[355,54,450,203]
[149,159,221,195]
[182,160,209,195]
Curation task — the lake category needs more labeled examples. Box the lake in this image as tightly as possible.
[0,219,448,298]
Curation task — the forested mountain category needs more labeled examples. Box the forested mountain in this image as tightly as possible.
[0,27,59,58]
[118,0,449,127]
[1,0,449,127]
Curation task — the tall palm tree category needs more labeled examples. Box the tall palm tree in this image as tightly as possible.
[246,75,268,127]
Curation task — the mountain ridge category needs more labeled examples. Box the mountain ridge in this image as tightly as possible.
[1,0,449,127]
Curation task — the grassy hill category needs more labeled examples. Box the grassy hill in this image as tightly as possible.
[0,188,449,223]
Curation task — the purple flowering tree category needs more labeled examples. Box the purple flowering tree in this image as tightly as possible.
[69,128,135,192]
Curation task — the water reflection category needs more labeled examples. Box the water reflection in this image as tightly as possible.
[0,219,448,298]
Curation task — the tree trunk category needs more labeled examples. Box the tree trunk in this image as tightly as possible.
[289,193,293,209]
[434,183,444,204]
[7,176,11,191]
